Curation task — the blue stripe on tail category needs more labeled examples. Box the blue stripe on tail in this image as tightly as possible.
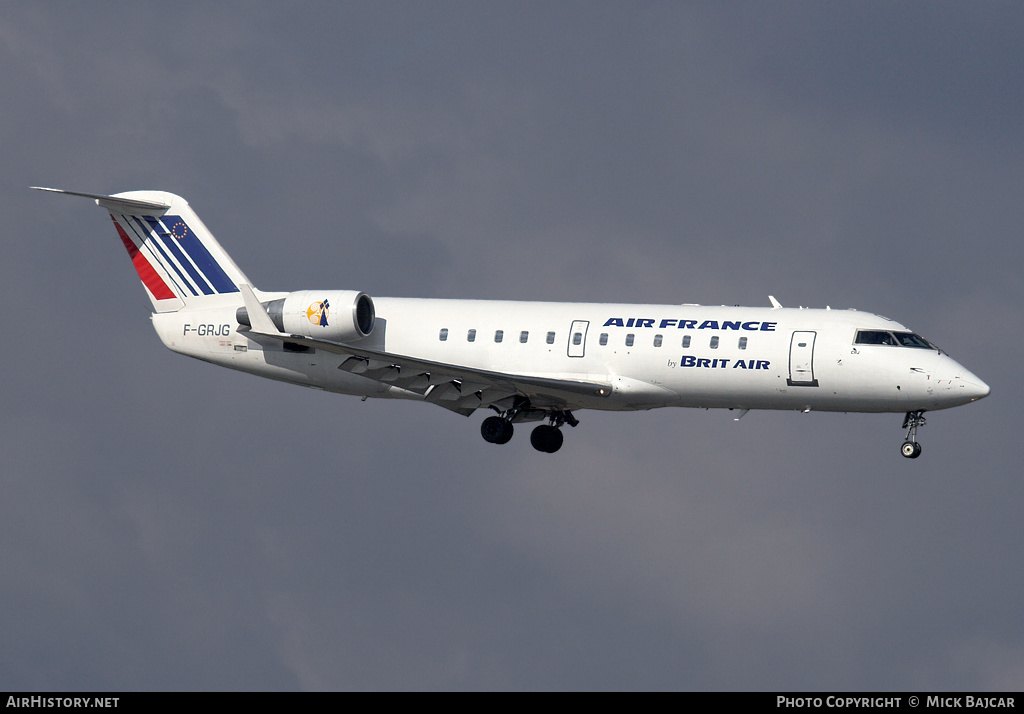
[160,216,239,294]
[141,216,213,295]
[122,216,198,297]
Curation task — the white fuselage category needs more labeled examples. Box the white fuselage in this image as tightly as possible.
[151,296,989,415]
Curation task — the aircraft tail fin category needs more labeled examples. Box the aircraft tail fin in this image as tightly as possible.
[33,187,252,313]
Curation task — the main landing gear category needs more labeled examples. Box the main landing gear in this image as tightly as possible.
[480,408,578,453]
[901,411,926,459]
[480,415,514,444]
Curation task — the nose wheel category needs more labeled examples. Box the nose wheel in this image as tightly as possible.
[900,411,926,459]
[901,440,922,459]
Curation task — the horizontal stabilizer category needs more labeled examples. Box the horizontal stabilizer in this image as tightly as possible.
[31,187,170,214]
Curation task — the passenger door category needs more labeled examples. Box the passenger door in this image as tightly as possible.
[788,331,819,386]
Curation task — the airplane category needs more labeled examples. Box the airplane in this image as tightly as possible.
[34,187,990,457]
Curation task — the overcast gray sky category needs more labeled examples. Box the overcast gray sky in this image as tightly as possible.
[2,1,1022,691]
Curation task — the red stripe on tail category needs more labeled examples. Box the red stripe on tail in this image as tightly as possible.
[111,216,176,301]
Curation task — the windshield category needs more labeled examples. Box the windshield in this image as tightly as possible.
[893,332,936,349]
[855,330,939,351]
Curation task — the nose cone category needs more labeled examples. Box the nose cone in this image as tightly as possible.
[958,368,991,402]
[940,354,990,403]
[931,355,990,407]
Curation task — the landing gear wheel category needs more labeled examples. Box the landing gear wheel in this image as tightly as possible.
[900,411,927,459]
[481,416,513,444]
[495,421,513,444]
[901,441,922,459]
[530,424,563,453]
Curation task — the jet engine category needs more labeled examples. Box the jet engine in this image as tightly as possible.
[237,289,375,342]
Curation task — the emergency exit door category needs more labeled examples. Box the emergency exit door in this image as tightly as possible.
[567,320,589,358]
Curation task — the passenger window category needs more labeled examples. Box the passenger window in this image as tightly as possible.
[682,335,691,349]
[599,333,608,346]
[546,331,555,344]
[572,332,582,346]
[467,329,476,343]
[439,328,448,342]
[520,331,529,344]
[653,334,663,347]
[738,336,747,350]
[710,336,719,349]
[495,330,504,343]
[625,334,635,347]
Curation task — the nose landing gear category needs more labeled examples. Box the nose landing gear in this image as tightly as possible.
[901,411,926,459]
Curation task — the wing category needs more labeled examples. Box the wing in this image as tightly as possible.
[238,285,612,416]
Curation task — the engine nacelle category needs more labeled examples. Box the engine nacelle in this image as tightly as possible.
[237,290,375,342]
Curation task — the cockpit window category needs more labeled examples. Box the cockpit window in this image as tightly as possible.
[855,330,897,346]
[855,330,938,350]
[893,332,935,349]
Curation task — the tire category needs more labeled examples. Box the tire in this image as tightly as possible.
[901,441,922,459]
[531,424,563,453]
[481,416,508,444]
[495,420,514,444]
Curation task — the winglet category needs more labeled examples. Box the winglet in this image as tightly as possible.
[768,295,783,309]
[239,284,281,334]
